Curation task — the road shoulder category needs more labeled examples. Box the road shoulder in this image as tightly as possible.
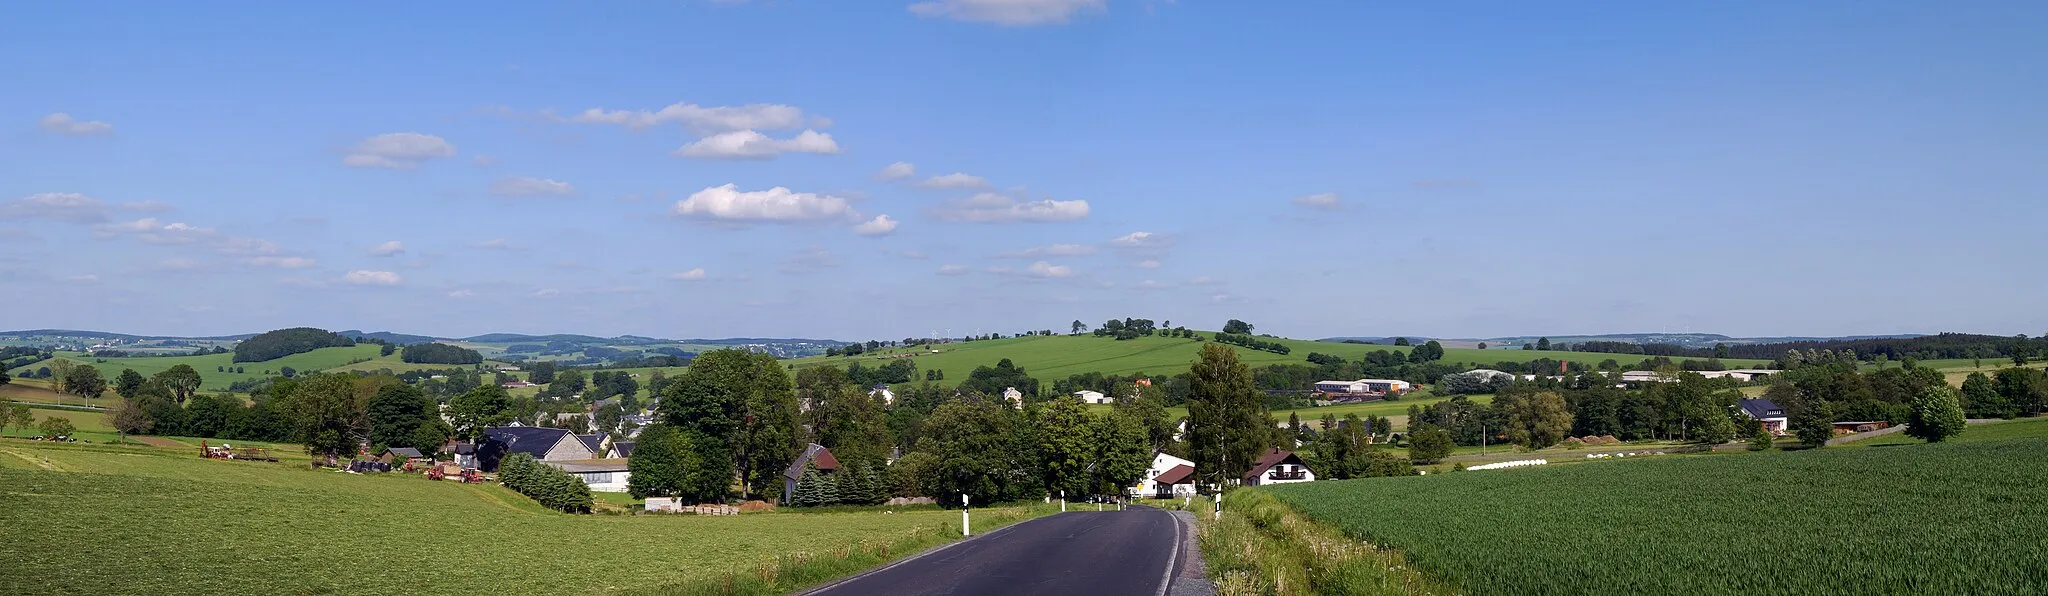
[1169,510,1217,596]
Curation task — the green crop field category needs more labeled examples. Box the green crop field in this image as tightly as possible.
[1263,438,2048,595]
[1842,417,2048,448]
[786,333,1766,389]
[0,441,1043,595]
[6,345,388,392]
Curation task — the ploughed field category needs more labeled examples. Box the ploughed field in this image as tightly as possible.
[0,442,993,595]
[1266,437,2048,595]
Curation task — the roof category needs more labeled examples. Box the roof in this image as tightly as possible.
[1738,398,1786,419]
[610,442,635,458]
[1244,449,1307,480]
[1152,464,1195,485]
[453,443,477,455]
[483,426,580,458]
[382,447,424,458]
[575,433,605,453]
[783,443,839,482]
[549,459,631,473]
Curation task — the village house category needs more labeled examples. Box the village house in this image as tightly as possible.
[782,443,840,505]
[1737,398,1790,435]
[478,426,596,471]
[377,447,425,466]
[554,459,632,492]
[1135,452,1197,499]
[1243,449,1315,486]
[606,441,635,458]
[870,385,895,405]
[1073,390,1111,405]
[1002,387,1024,408]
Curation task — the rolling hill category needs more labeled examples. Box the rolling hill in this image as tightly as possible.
[787,332,1770,387]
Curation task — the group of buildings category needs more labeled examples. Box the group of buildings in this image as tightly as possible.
[1132,449,1317,499]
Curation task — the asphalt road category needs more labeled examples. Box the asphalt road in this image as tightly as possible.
[808,507,1183,596]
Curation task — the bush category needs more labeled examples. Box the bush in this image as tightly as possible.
[1439,369,1514,395]
[497,453,593,513]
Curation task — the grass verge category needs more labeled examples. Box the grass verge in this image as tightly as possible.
[656,503,1059,595]
[1197,490,1447,595]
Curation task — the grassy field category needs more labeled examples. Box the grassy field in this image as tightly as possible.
[786,333,1767,390]
[1084,392,1492,431]
[7,345,390,391]
[1263,438,2048,595]
[0,441,1049,595]
[1841,416,2048,448]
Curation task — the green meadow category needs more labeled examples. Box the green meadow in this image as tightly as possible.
[7,345,388,391]
[0,441,1048,595]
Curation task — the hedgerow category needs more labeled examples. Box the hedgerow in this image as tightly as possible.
[497,453,593,513]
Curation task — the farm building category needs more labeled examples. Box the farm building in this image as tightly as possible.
[554,459,632,492]
[500,381,537,389]
[1243,449,1315,486]
[1134,452,1197,499]
[782,443,840,505]
[377,447,425,465]
[478,426,596,471]
[1619,371,1668,384]
[1003,387,1024,408]
[1737,398,1789,435]
[1073,390,1111,405]
[1314,379,1413,400]
[871,385,895,405]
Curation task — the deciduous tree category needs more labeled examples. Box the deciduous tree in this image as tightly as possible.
[1906,386,1967,443]
[1187,343,1267,488]
[39,416,76,439]
[114,369,147,399]
[64,364,107,400]
[1407,426,1453,464]
[153,364,203,403]
[1033,396,1094,497]
[627,424,696,499]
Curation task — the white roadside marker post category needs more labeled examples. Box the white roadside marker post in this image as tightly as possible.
[962,494,971,536]
[1060,490,1066,513]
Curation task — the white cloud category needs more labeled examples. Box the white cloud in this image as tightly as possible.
[1132,279,1171,290]
[1188,276,1223,286]
[853,215,900,237]
[1025,261,1074,278]
[0,193,110,223]
[1293,192,1342,210]
[247,256,318,269]
[937,264,969,276]
[673,184,858,224]
[670,268,708,281]
[342,270,403,286]
[674,129,840,160]
[1136,259,1162,269]
[343,132,456,169]
[94,217,287,258]
[907,0,1106,26]
[999,243,1097,258]
[1110,231,1171,248]
[561,102,810,134]
[447,289,477,299]
[490,176,576,197]
[931,192,1089,223]
[533,288,561,297]
[370,240,406,257]
[38,113,112,135]
[916,173,990,189]
[468,238,524,251]
[876,161,917,181]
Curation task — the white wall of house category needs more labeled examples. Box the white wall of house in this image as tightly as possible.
[575,470,631,492]
[1249,463,1315,486]
[1135,452,1195,496]
[1074,390,1110,404]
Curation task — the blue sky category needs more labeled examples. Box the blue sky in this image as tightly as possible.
[2,1,2043,341]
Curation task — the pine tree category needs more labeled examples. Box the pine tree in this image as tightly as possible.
[793,465,825,507]
[818,468,842,506]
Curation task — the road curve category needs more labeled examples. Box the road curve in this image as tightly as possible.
[808,507,1183,596]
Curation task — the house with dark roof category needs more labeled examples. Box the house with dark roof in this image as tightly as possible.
[1135,452,1197,498]
[782,443,839,504]
[478,426,596,472]
[378,447,425,465]
[575,433,608,456]
[1243,449,1315,486]
[1737,398,1789,435]
[606,441,635,459]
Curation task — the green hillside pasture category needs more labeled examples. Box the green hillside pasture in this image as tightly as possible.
[318,353,479,375]
[1265,439,2048,595]
[788,334,1767,390]
[0,442,1041,595]
[7,345,385,392]
[0,406,117,442]
[1842,416,2048,448]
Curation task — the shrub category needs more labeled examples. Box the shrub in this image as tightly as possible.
[497,453,593,513]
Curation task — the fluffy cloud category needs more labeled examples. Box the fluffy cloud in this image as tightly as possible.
[490,176,576,197]
[447,289,477,299]
[0,193,110,223]
[1025,261,1074,278]
[1109,231,1172,248]
[670,268,708,281]
[247,256,318,269]
[95,217,286,258]
[937,264,969,275]
[38,113,113,135]
[999,243,1097,258]
[916,173,990,189]
[673,184,858,224]
[853,215,900,237]
[908,0,1106,26]
[930,193,1089,223]
[674,130,840,160]
[342,270,403,286]
[369,240,406,257]
[468,238,524,250]
[876,161,917,181]
[1292,192,1342,210]
[343,133,457,169]
[119,200,174,213]
[562,102,810,133]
